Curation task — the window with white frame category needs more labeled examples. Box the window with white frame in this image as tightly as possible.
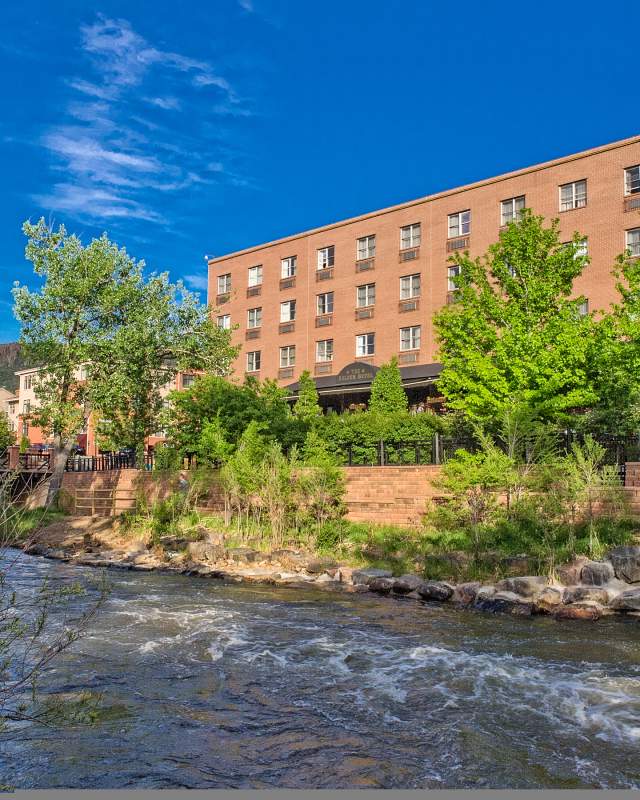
[356,333,375,357]
[23,374,33,390]
[627,228,640,257]
[316,292,334,315]
[280,299,296,322]
[356,283,376,307]
[357,235,376,260]
[248,265,263,286]
[559,180,587,211]
[247,307,262,328]
[400,223,421,250]
[216,314,231,329]
[501,195,525,226]
[317,245,335,270]
[576,238,588,258]
[447,265,461,292]
[246,351,261,372]
[578,299,589,317]
[281,255,297,278]
[22,400,31,414]
[316,339,334,362]
[182,373,195,388]
[400,273,420,299]
[280,345,296,368]
[400,325,421,351]
[625,166,640,196]
[217,273,231,294]
[448,210,471,238]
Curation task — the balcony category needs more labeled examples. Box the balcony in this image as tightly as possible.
[399,247,419,262]
[314,362,333,375]
[624,195,640,213]
[279,276,296,290]
[215,292,230,305]
[355,307,374,320]
[278,367,294,380]
[315,314,333,327]
[446,236,470,253]
[399,298,419,313]
[316,267,334,282]
[245,328,261,340]
[355,258,374,273]
[279,321,295,334]
[246,285,262,298]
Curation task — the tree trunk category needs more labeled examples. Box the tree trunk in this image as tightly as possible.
[46,436,74,507]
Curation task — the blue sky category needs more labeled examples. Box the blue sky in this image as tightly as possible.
[1,0,639,341]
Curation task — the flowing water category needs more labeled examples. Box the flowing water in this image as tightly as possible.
[2,550,640,789]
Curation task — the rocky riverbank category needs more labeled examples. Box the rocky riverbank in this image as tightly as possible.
[20,516,640,622]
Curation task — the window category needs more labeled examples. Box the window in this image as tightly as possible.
[578,299,589,317]
[400,223,421,250]
[22,421,28,437]
[356,333,375,357]
[357,235,376,260]
[22,400,31,414]
[400,273,421,299]
[280,345,296,368]
[248,265,263,287]
[559,180,587,211]
[23,375,32,390]
[280,300,296,322]
[247,307,262,328]
[182,374,195,388]
[625,166,640,196]
[246,351,261,372]
[357,283,376,307]
[316,339,334,362]
[216,314,231,329]
[400,325,421,351]
[281,256,297,278]
[627,228,640,257]
[317,245,335,270]
[501,195,525,225]
[448,210,471,238]
[447,265,461,292]
[576,238,588,258]
[316,292,334,315]
[217,273,231,294]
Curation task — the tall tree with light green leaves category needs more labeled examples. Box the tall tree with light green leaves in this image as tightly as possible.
[369,356,408,415]
[293,370,321,423]
[90,272,238,464]
[433,210,597,423]
[13,219,142,503]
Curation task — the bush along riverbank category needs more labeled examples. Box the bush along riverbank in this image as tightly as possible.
[20,515,640,623]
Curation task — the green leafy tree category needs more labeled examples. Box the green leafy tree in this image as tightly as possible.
[0,415,15,450]
[434,210,597,423]
[90,272,237,464]
[293,370,321,423]
[369,356,408,415]
[197,417,233,466]
[12,219,141,503]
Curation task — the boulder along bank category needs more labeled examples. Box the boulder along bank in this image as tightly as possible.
[19,516,640,623]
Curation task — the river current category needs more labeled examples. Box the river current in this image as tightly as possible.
[2,550,640,789]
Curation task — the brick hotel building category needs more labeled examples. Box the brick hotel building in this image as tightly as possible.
[212,134,640,410]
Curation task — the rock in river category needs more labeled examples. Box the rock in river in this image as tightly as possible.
[607,546,640,584]
[553,601,603,621]
[534,586,564,614]
[475,590,533,616]
[608,587,640,612]
[496,576,547,598]
[227,547,260,564]
[352,568,393,586]
[563,586,610,605]
[452,582,481,606]
[392,574,424,594]
[417,581,454,602]
[305,557,337,574]
[368,577,395,594]
[580,560,615,586]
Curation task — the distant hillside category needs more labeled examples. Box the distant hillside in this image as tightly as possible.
[0,342,28,392]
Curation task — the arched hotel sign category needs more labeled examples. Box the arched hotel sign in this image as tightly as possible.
[334,362,379,386]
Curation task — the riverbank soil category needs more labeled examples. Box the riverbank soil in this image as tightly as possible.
[22,515,640,622]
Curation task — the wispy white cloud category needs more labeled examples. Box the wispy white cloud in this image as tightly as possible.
[238,0,254,12]
[184,273,209,291]
[36,15,253,225]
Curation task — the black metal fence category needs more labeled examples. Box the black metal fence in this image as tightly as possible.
[64,453,154,472]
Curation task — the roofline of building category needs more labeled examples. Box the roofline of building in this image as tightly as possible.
[208,133,640,266]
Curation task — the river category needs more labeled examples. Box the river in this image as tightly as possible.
[2,550,640,789]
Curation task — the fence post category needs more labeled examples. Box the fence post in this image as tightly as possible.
[378,439,385,466]
[432,432,441,465]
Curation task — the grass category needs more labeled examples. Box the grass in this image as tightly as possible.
[2,508,67,543]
